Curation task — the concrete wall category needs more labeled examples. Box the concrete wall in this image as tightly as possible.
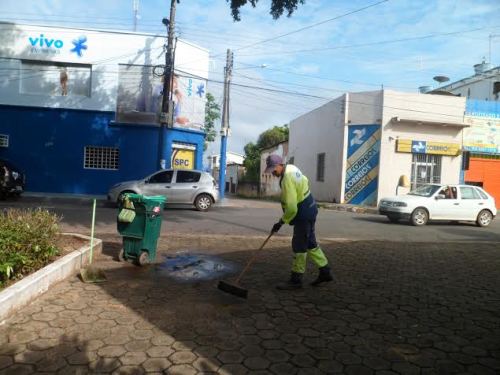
[289,96,346,202]
[0,105,205,194]
[378,91,466,200]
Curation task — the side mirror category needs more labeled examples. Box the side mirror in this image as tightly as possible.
[144,179,150,184]
[435,194,445,200]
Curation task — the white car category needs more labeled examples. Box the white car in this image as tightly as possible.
[379,184,497,227]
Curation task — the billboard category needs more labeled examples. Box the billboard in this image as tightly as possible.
[344,125,381,206]
[116,65,206,131]
[463,115,500,154]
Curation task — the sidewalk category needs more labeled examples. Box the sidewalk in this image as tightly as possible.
[1,235,499,374]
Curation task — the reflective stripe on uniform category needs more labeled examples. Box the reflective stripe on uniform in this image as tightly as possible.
[307,247,329,268]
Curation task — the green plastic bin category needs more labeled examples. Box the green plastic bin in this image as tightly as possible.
[117,193,166,265]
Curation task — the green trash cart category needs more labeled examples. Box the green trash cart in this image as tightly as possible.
[117,193,166,266]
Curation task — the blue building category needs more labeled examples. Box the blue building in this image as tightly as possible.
[0,22,209,195]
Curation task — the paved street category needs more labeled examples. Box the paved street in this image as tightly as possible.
[1,196,499,242]
[1,235,499,374]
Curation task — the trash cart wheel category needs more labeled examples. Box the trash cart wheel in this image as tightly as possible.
[118,248,126,262]
[138,251,149,266]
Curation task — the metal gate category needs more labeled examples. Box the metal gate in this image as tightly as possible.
[411,154,442,189]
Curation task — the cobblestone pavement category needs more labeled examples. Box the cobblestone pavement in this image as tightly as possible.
[1,235,499,374]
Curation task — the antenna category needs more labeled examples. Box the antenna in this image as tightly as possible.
[133,0,140,31]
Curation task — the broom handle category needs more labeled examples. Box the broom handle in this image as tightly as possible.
[89,199,96,264]
[235,231,274,284]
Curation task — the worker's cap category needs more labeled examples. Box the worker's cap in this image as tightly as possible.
[264,154,283,173]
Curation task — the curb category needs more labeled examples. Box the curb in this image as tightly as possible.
[319,203,379,215]
[0,233,102,323]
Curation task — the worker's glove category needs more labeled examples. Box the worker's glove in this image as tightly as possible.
[272,219,284,233]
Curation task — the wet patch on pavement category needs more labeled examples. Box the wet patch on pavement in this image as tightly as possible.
[154,252,237,282]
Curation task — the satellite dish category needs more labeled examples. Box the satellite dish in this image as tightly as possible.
[433,75,450,84]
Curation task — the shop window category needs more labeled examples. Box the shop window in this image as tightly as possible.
[84,146,119,170]
[20,60,91,97]
[410,154,441,189]
[0,134,8,148]
[149,170,173,183]
[317,153,325,182]
[176,171,201,183]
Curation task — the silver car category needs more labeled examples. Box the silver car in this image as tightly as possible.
[108,169,219,211]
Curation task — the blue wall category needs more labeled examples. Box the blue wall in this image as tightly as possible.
[0,105,205,194]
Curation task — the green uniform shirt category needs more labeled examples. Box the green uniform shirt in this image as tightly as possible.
[280,164,310,224]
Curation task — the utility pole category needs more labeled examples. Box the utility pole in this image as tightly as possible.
[218,49,233,200]
[133,0,139,32]
[158,0,177,170]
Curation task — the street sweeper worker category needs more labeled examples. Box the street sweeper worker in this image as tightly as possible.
[265,154,333,290]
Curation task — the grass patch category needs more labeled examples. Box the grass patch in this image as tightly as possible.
[0,208,60,289]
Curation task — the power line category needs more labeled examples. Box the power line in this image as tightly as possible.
[237,25,500,57]
[232,0,390,52]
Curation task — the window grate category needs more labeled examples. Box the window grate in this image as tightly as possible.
[0,134,8,148]
[410,154,442,190]
[84,146,119,170]
[317,153,325,182]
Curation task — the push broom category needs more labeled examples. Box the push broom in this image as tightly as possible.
[217,231,274,299]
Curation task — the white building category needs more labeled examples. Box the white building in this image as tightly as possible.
[429,61,500,101]
[207,151,245,171]
[260,141,288,197]
[289,90,468,205]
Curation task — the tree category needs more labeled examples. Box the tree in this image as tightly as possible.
[228,0,306,21]
[242,124,289,182]
[204,93,220,151]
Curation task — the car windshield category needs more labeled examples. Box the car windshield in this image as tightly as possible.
[408,185,441,197]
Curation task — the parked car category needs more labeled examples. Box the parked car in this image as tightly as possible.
[108,169,219,211]
[0,159,25,199]
[378,184,497,227]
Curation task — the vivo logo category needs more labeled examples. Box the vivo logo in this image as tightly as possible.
[28,34,64,49]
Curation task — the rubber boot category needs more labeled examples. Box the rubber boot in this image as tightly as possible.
[311,266,333,286]
[276,272,303,290]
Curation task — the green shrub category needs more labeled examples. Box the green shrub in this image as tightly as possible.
[0,209,60,288]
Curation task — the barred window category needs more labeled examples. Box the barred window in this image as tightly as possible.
[84,146,119,170]
[317,153,325,182]
[0,134,8,148]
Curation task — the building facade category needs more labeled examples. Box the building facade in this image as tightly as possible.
[289,90,468,205]
[431,62,500,102]
[260,141,289,197]
[0,22,209,195]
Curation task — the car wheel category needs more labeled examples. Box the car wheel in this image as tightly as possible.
[410,207,428,226]
[195,194,212,212]
[476,210,493,227]
[387,215,399,223]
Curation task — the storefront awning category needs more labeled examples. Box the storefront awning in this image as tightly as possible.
[391,116,470,128]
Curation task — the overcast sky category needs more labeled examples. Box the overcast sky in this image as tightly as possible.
[1,0,499,159]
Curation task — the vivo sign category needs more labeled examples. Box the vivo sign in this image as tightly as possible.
[28,34,88,57]
[29,34,64,49]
